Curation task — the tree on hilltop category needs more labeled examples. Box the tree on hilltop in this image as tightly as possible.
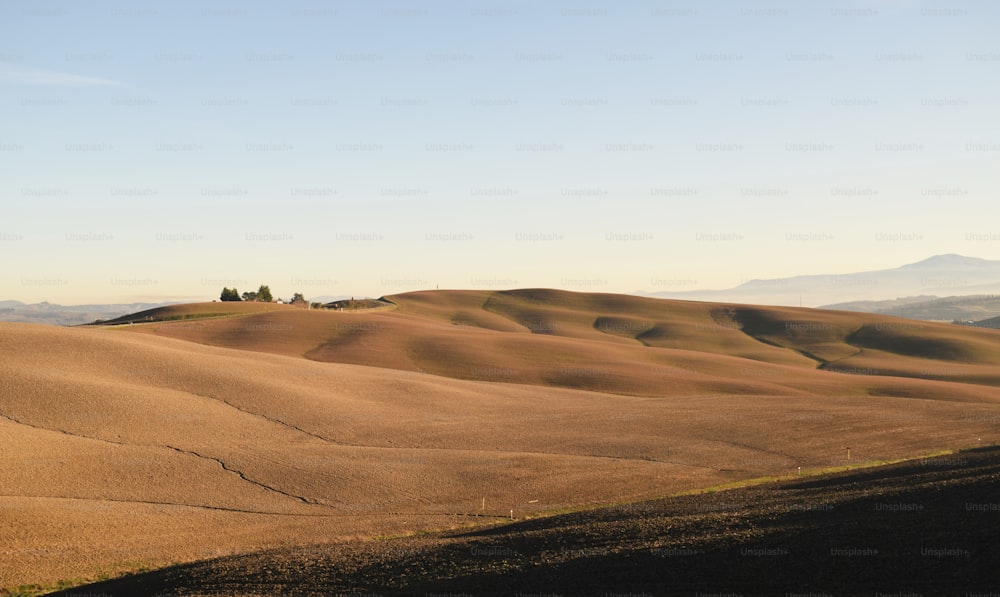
[224,284,273,302]
[240,285,273,302]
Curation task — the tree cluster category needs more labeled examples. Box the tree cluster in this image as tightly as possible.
[220,285,273,302]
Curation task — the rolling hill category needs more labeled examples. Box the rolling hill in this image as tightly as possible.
[95,299,291,325]
[123,288,1000,396]
[971,315,1000,330]
[3,289,1000,592]
[824,294,1000,322]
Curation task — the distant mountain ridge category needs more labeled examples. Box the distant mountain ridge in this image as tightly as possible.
[642,254,1000,307]
[0,301,178,326]
[0,295,356,326]
[6,255,1000,323]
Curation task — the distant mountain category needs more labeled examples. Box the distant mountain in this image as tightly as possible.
[642,254,1000,307]
[824,294,1000,322]
[0,301,178,326]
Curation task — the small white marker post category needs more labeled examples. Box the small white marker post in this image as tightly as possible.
[482,497,485,511]
[510,509,513,520]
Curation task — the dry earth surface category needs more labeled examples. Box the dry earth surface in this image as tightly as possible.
[2,289,999,594]
[52,446,1000,596]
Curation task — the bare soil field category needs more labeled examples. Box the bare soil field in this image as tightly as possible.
[52,446,1000,596]
[2,289,999,593]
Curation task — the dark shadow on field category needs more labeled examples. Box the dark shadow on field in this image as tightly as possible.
[779,444,1000,490]
[49,448,1000,597]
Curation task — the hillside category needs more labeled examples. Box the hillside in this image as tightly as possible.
[121,289,1000,396]
[3,289,1000,592]
[824,294,1000,322]
[52,446,1000,596]
[972,315,1000,330]
[96,300,289,325]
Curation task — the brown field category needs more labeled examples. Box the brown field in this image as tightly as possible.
[3,289,1000,592]
[52,446,1000,596]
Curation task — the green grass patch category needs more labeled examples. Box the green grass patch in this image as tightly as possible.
[2,563,152,596]
[156,312,242,322]
[105,311,257,326]
[672,449,957,496]
[530,448,964,519]
[323,298,396,312]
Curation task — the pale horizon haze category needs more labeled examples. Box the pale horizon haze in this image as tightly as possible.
[2,0,998,303]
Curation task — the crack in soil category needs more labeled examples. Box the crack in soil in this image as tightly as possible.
[0,411,130,447]
[163,445,328,507]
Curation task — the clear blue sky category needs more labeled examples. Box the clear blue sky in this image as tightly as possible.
[2,0,998,303]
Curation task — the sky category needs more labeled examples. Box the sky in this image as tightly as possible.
[1,0,998,303]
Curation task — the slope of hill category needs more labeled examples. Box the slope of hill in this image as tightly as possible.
[4,289,1000,591]
[971,315,1000,329]
[645,254,1000,307]
[824,294,1000,322]
[96,300,288,325]
[821,295,939,312]
[51,446,1000,596]
[121,289,1000,396]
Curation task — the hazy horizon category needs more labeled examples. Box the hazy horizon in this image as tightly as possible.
[3,0,999,303]
[1,252,997,308]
